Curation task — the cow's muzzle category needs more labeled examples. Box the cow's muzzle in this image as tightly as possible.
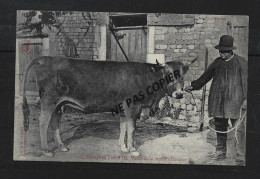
[175,92,183,99]
[172,91,184,99]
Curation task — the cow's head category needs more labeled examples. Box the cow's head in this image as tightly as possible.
[156,53,198,99]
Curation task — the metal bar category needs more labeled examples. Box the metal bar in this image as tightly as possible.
[199,47,209,131]
[110,26,147,31]
[109,28,130,62]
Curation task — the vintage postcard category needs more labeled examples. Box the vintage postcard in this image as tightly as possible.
[14,10,248,165]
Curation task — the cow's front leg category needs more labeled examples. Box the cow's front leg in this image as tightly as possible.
[119,117,128,152]
[126,118,140,156]
[39,107,54,157]
[50,110,69,152]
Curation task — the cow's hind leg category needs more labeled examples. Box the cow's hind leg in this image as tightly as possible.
[50,109,69,152]
[39,106,55,157]
[119,117,128,152]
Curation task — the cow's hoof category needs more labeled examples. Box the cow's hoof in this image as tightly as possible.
[129,147,137,152]
[131,151,141,157]
[60,146,70,152]
[121,146,129,153]
[43,150,54,157]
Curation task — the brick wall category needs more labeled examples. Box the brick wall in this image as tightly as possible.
[48,12,107,60]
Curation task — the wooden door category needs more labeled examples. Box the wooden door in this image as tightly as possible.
[18,39,43,94]
[108,29,147,62]
[233,27,248,60]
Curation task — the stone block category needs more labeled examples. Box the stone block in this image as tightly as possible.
[187,34,194,40]
[206,33,212,39]
[212,39,218,44]
[177,45,182,49]
[178,28,185,33]
[196,19,204,24]
[199,15,206,19]
[180,98,186,104]
[155,49,165,54]
[168,27,178,33]
[181,104,186,110]
[207,18,215,23]
[181,110,187,116]
[176,40,185,45]
[188,45,195,49]
[184,39,194,45]
[200,34,206,39]
[180,49,188,53]
[155,29,164,35]
[165,34,176,43]
[186,104,194,111]
[175,33,182,40]
[173,49,180,53]
[155,44,167,50]
[173,53,182,58]
[178,114,186,120]
[190,116,200,123]
[194,34,200,39]
[182,44,187,49]
[182,34,188,40]
[207,23,214,28]
[163,27,169,34]
[173,102,181,108]
[155,35,164,41]
[184,98,191,105]
[205,39,212,44]
[170,45,177,49]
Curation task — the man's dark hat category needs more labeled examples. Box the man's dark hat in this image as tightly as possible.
[214,35,237,50]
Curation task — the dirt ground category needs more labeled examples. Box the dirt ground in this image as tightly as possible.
[13,98,240,165]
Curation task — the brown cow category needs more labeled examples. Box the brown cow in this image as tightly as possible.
[22,56,196,157]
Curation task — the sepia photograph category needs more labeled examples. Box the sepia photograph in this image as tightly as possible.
[14,10,248,165]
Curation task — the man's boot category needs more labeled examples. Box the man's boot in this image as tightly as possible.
[209,133,227,160]
[209,118,228,160]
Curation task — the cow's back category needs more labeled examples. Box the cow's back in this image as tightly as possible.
[35,56,165,112]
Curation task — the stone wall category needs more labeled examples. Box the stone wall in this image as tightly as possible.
[153,14,248,123]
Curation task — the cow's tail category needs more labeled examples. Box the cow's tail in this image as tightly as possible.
[22,56,45,131]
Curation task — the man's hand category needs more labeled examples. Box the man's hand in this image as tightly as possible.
[241,99,247,110]
[184,85,193,93]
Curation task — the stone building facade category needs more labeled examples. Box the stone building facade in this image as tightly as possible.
[17,11,248,123]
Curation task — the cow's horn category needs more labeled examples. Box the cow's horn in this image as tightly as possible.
[156,59,165,66]
[156,59,163,66]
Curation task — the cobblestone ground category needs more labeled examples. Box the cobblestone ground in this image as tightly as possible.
[14,99,240,165]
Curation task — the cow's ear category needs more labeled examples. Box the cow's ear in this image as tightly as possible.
[179,52,198,67]
[182,66,189,74]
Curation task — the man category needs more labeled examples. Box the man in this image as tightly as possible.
[185,35,247,164]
